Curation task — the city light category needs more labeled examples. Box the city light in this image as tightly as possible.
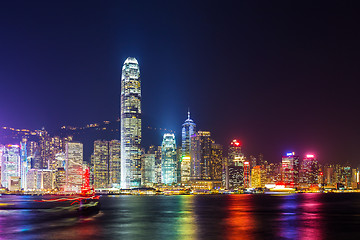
[231,139,241,146]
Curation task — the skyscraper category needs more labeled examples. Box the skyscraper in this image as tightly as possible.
[1,145,20,189]
[92,140,109,188]
[243,161,251,188]
[65,142,83,193]
[190,131,212,180]
[142,153,156,186]
[121,57,141,188]
[181,111,196,182]
[210,142,223,180]
[148,145,162,184]
[226,140,245,189]
[228,139,243,165]
[109,140,121,188]
[251,165,265,188]
[20,139,29,190]
[161,133,177,185]
[300,154,319,187]
[281,152,300,187]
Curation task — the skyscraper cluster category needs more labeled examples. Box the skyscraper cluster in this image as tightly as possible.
[91,140,121,188]
[0,57,359,194]
[116,57,359,191]
[0,134,88,193]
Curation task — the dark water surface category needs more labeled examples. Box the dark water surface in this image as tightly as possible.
[1,193,360,239]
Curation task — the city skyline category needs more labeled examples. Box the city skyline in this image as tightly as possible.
[1,2,360,239]
[1,1,360,166]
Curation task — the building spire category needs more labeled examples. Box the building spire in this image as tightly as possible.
[187,108,190,120]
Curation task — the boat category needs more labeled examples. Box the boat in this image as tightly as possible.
[35,195,100,213]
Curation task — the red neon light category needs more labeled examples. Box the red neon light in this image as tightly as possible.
[35,195,99,205]
[231,139,241,146]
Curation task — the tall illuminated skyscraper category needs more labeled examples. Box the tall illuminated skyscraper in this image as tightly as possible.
[226,140,245,189]
[281,152,300,187]
[161,134,177,185]
[210,142,223,180]
[190,131,212,180]
[251,165,265,188]
[65,142,83,193]
[1,145,20,189]
[92,140,109,188]
[109,140,121,188]
[181,111,196,182]
[142,153,156,186]
[20,139,30,190]
[121,57,142,188]
[300,154,319,186]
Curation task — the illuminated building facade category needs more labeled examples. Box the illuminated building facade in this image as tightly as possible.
[81,164,91,193]
[148,145,162,184]
[142,153,155,186]
[181,111,196,182]
[1,145,20,189]
[228,139,243,165]
[352,169,359,189]
[55,152,66,169]
[281,152,300,187]
[300,154,319,186]
[243,161,250,188]
[251,165,265,188]
[190,131,212,180]
[343,165,352,189]
[40,170,54,190]
[225,140,245,189]
[121,57,142,188]
[92,140,109,188]
[324,165,336,186]
[161,134,177,185]
[20,139,29,189]
[0,145,3,183]
[109,140,121,188]
[65,142,83,193]
[25,169,54,191]
[36,133,69,171]
[26,169,38,190]
[228,165,243,189]
[8,176,20,191]
[210,143,223,180]
[55,167,66,191]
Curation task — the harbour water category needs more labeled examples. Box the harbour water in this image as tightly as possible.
[1,193,360,239]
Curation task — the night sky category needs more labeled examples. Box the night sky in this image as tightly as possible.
[1,1,359,165]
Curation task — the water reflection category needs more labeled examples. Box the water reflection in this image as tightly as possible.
[277,194,300,239]
[277,193,324,240]
[0,195,101,240]
[1,194,360,239]
[99,195,198,239]
[224,195,256,240]
[298,194,324,240]
[176,195,197,240]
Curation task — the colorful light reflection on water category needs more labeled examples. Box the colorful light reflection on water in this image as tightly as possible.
[1,194,360,239]
[224,195,256,240]
[276,193,325,240]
